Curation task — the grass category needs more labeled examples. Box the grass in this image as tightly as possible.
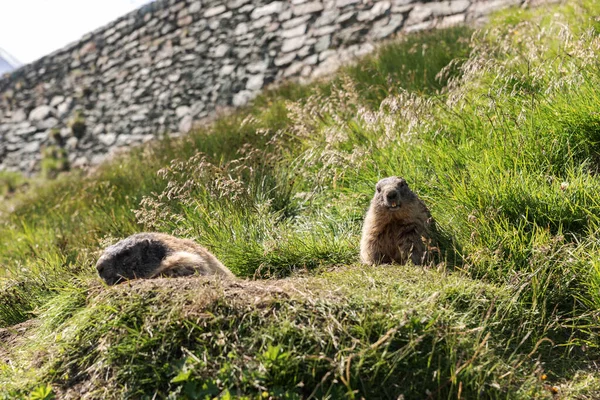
[3,1,600,398]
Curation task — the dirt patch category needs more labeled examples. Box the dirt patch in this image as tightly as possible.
[95,275,342,305]
[0,318,38,363]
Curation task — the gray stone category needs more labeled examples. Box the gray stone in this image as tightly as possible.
[37,117,59,130]
[246,74,264,90]
[284,61,304,77]
[370,14,404,38]
[438,13,466,28]
[282,36,306,52]
[11,109,27,123]
[179,115,193,133]
[314,35,331,52]
[213,44,231,57]
[228,0,251,8]
[191,101,206,116]
[93,124,106,136]
[282,15,311,29]
[247,60,268,73]
[220,64,236,75]
[235,22,249,35]
[232,90,254,107]
[251,2,284,19]
[22,141,40,153]
[404,19,435,32]
[406,4,433,25]
[293,1,324,15]
[98,133,117,146]
[204,5,227,17]
[282,23,307,38]
[57,98,73,117]
[274,52,297,66]
[177,15,194,26]
[189,1,202,13]
[176,106,191,118]
[29,106,54,121]
[304,54,318,65]
[278,9,293,21]
[50,96,65,107]
[252,16,272,28]
[336,0,359,7]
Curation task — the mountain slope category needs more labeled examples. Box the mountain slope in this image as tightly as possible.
[0,48,21,75]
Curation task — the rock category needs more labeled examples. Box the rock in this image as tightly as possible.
[57,98,74,117]
[275,52,297,66]
[213,44,231,57]
[98,133,117,146]
[179,115,193,133]
[251,2,284,19]
[22,141,40,153]
[232,90,254,107]
[246,74,264,90]
[29,106,54,121]
[247,61,268,73]
[282,23,307,38]
[11,109,27,123]
[293,1,324,15]
[282,36,306,52]
[336,0,359,7]
[176,106,191,118]
[370,14,404,38]
[220,64,236,75]
[191,101,206,116]
[314,35,331,52]
[228,0,251,8]
[235,22,249,35]
[50,96,65,107]
[204,5,227,17]
[37,117,59,130]
[189,1,202,13]
[92,124,106,136]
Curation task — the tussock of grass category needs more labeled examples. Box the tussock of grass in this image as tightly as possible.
[2,268,552,399]
[3,0,600,397]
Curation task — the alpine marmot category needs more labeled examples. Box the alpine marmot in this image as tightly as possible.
[360,177,433,265]
[96,232,234,285]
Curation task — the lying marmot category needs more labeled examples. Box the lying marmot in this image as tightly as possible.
[360,176,433,265]
[96,232,234,285]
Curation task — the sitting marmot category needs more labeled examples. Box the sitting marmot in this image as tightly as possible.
[360,176,434,265]
[96,232,234,285]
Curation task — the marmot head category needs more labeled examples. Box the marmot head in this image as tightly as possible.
[372,176,417,211]
[96,235,167,285]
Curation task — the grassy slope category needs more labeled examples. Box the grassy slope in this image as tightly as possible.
[3,1,600,398]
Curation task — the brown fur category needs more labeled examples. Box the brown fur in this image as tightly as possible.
[96,232,234,285]
[360,177,433,265]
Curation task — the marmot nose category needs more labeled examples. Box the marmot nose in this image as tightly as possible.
[386,191,398,201]
[96,263,105,275]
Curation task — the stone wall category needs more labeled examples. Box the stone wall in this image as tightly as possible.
[0,0,539,174]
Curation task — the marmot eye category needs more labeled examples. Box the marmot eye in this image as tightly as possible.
[376,186,381,193]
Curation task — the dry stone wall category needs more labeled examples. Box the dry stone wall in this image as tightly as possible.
[0,0,538,174]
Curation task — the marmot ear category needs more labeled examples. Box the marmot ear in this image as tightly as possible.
[140,239,151,251]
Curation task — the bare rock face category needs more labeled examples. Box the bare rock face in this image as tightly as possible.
[0,0,545,175]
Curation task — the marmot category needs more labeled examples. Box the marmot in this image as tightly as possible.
[360,177,433,265]
[96,232,234,285]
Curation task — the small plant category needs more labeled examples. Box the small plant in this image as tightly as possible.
[40,146,69,179]
[48,128,63,145]
[0,170,26,197]
[68,111,86,139]
[27,385,54,400]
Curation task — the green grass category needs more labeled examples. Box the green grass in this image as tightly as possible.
[3,1,600,398]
